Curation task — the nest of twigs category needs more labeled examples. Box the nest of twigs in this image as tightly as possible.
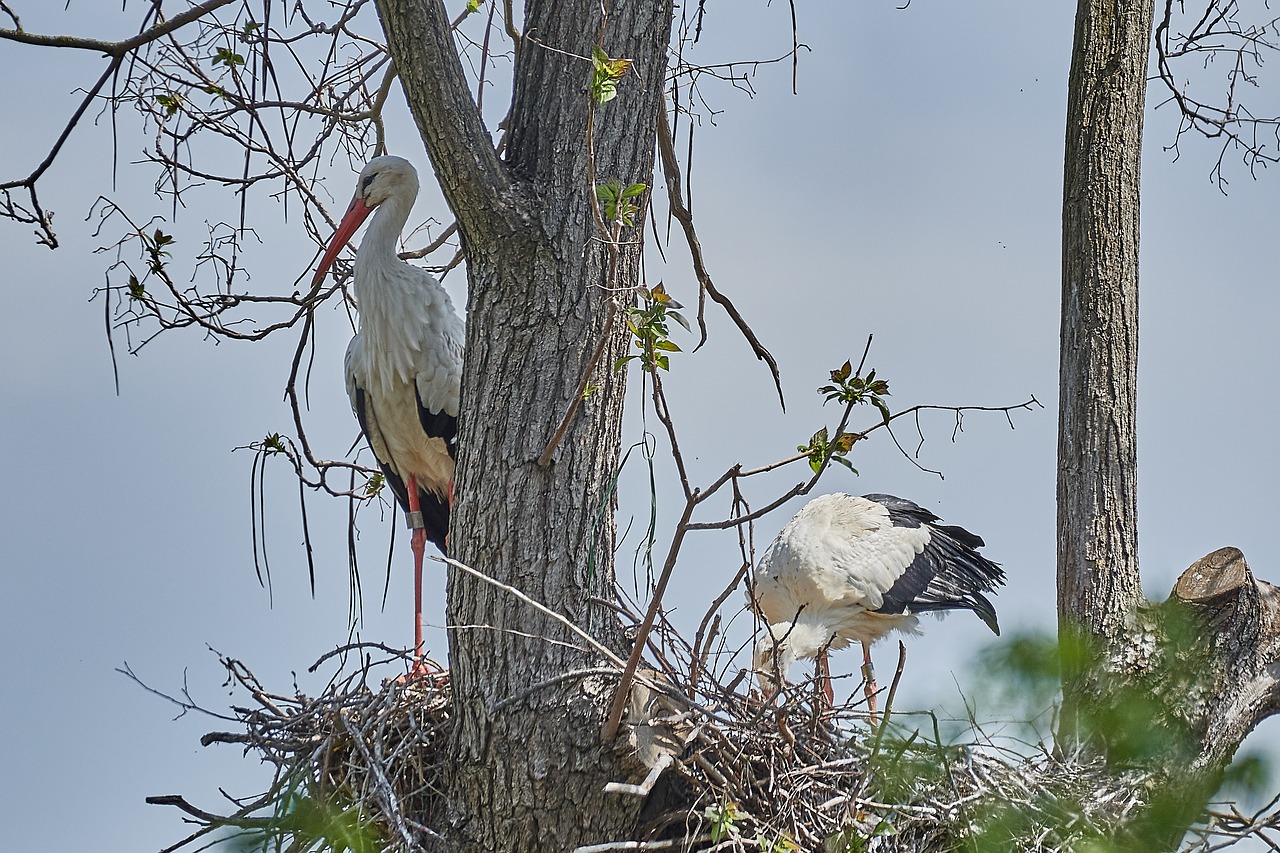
[147,636,1279,853]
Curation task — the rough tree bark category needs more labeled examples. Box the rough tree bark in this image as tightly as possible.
[374,1,673,850]
[1060,0,1280,840]
[1059,0,1150,675]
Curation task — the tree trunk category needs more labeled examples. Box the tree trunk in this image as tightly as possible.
[1058,0,1152,685]
[1058,3,1280,842]
[374,1,673,849]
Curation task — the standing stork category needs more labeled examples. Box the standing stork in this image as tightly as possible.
[313,155,463,677]
[751,493,1005,719]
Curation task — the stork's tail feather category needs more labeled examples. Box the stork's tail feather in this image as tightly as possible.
[903,525,1005,634]
[870,493,1006,635]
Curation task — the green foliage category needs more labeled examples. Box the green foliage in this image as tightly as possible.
[616,283,689,373]
[796,359,893,473]
[595,179,647,227]
[871,618,1276,852]
[823,820,894,853]
[261,432,286,455]
[798,425,858,474]
[464,0,483,13]
[819,360,891,424]
[363,471,385,498]
[866,726,956,807]
[142,228,175,275]
[974,632,1064,730]
[213,47,245,68]
[1222,751,1271,800]
[226,776,382,853]
[700,801,799,850]
[155,93,181,117]
[590,45,632,105]
[704,800,741,844]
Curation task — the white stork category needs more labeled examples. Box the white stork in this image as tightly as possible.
[751,493,1004,717]
[312,155,463,677]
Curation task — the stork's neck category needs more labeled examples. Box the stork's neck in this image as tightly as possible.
[353,192,414,293]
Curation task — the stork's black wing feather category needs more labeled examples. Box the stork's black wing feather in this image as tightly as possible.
[353,386,450,554]
[415,386,458,460]
[865,494,1004,634]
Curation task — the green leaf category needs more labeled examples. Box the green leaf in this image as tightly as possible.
[589,46,630,105]
[831,360,852,382]
[595,180,621,202]
[622,182,647,198]
[213,47,245,68]
[653,339,681,352]
[155,93,181,116]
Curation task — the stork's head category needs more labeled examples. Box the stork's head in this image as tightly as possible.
[354,156,420,209]
[751,621,839,695]
[312,155,420,285]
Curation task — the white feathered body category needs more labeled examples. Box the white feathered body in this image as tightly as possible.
[334,157,464,552]
[754,494,930,656]
[752,492,1004,676]
[344,247,462,502]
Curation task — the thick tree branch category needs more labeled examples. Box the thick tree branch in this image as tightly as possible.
[373,0,520,243]
[1172,547,1280,771]
[0,0,236,55]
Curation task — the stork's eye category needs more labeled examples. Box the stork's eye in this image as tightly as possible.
[362,174,376,193]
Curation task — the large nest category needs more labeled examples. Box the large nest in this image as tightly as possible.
[145,636,1280,853]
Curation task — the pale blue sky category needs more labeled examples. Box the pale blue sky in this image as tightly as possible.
[3,2,1279,851]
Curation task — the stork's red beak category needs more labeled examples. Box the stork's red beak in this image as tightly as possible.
[312,195,374,286]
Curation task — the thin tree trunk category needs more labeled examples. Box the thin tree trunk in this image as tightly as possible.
[1059,0,1152,683]
[375,1,673,849]
[1056,3,1280,841]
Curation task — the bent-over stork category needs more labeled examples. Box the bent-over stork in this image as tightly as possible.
[751,493,1004,718]
[313,155,463,676]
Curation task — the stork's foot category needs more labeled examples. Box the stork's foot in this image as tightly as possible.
[396,655,447,688]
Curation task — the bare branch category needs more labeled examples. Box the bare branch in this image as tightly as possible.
[657,104,785,409]
[0,0,237,55]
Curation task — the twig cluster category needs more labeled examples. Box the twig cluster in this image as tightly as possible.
[150,646,452,853]
[1155,0,1280,189]
[143,596,1280,853]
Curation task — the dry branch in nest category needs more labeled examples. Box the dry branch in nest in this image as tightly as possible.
[145,632,1280,853]
[145,556,1280,853]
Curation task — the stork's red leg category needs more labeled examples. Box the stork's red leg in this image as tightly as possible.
[862,642,879,724]
[405,474,428,678]
[817,650,835,711]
